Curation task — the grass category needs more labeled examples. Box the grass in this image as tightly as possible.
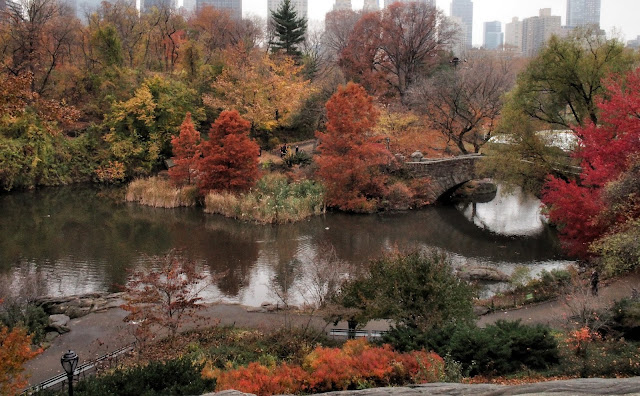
[125,177,199,208]
[204,173,325,224]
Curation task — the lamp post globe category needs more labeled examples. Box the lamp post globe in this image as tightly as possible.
[60,350,78,396]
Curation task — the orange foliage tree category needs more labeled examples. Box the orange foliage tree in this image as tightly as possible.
[196,110,260,194]
[0,315,41,395]
[315,82,390,212]
[169,112,201,186]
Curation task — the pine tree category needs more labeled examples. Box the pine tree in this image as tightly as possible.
[270,0,307,57]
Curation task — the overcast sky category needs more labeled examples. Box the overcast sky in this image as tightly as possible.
[243,0,640,46]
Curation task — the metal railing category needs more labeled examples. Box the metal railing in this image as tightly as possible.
[22,342,136,395]
[329,328,387,339]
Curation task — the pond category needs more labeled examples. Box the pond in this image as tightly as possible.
[0,185,573,306]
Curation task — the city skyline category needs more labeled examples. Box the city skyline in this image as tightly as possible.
[242,0,640,46]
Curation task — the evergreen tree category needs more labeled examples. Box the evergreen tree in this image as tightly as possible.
[270,0,307,57]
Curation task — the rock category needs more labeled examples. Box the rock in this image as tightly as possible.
[245,307,264,313]
[473,305,490,316]
[66,306,92,319]
[410,151,424,161]
[457,266,510,282]
[47,323,70,334]
[49,314,70,327]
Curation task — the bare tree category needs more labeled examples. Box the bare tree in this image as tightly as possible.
[410,56,516,154]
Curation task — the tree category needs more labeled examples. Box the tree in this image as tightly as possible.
[315,82,390,212]
[542,67,640,259]
[270,0,307,57]
[0,298,41,396]
[121,250,206,342]
[410,56,515,154]
[196,110,260,194]
[333,250,475,331]
[340,2,455,99]
[203,47,314,133]
[169,113,201,186]
[506,29,635,130]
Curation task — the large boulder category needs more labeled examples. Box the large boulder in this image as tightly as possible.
[457,266,510,282]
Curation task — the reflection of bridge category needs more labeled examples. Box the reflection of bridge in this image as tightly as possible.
[405,154,483,201]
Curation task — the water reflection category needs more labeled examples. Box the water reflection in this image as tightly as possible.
[0,185,572,306]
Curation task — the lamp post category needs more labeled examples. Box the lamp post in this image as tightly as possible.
[60,350,78,396]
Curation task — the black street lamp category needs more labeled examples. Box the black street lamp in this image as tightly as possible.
[60,350,78,396]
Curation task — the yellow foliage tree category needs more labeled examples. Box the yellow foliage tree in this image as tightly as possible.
[204,48,315,133]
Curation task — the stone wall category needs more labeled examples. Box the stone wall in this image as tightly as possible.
[405,155,481,202]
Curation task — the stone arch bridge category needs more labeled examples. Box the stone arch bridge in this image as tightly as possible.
[404,154,483,202]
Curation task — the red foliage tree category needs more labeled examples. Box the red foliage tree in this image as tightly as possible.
[315,83,391,212]
[542,67,640,257]
[196,110,260,194]
[120,250,206,343]
[169,112,201,186]
[339,2,455,98]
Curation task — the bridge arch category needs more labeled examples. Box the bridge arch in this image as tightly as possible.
[405,154,482,202]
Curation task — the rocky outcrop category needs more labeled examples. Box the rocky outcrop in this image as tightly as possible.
[36,292,125,319]
[204,377,640,395]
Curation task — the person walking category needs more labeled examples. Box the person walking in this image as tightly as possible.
[590,270,599,296]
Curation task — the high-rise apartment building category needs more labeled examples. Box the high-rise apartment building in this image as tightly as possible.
[566,0,601,28]
[333,0,352,11]
[143,0,174,12]
[268,0,308,19]
[483,21,503,50]
[363,0,379,11]
[196,0,242,18]
[505,17,523,54]
[384,0,434,8]
[522,8,561,57]
[451,0,473,50]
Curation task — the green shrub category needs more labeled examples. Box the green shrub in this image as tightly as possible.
[384,320,559,377]
[0,302,48,345]
[553,338,640,378]
[70,357,215,396]
[608,298,640,341]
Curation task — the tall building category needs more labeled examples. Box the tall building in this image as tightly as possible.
[384,0,435,8]
[505,17,523,54]
[566,0,601,28]
[143,0,174,12]
[333,0,351,11]
[196,0,242,19]
[483,21,503,50]
[268,0,308,20]
[363,0,379,11]
[450,0,473,50]
[522,8,561,57]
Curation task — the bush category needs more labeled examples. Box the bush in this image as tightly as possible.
[69,357,215,396]
[384,320,560,377]
[210,339,444,395]
[607,298,640,341]
[204,173,325,224]
[0,302,48,345]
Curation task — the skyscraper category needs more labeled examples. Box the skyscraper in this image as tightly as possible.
[483,21,503,50]
[566,0,601,28]
[522,8,561,57]
[268,0,308,20]
[333,0,352,11]
[384,0,434,8]
[451,0,473,50]
[505,17,523,54]
[196,0,242,18]
[363,0,379,11]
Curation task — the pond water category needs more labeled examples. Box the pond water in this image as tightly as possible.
[0,185,573,306]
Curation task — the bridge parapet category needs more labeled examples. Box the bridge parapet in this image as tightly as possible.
[405,154,483,202]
